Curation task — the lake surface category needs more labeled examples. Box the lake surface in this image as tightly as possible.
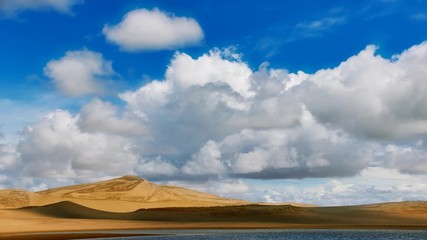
[87,229,427,240]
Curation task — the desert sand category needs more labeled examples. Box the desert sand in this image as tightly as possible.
[0,176,426,239]
[0,176,248,212]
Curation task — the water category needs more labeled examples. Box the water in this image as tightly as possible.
[88,229,427,240]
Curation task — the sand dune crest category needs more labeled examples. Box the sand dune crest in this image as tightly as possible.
[1,176,248,212]
[0,177,426,236]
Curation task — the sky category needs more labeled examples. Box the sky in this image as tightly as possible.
[1,0,427,206]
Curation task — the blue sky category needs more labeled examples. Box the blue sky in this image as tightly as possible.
[1,0,427,205]
[4,0,427,96]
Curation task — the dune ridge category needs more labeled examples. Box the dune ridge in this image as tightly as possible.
[0,189,58,209]
[0,176,426,238]
[0,198,424,236]
[21,200,427,224]
[0,176,248,212]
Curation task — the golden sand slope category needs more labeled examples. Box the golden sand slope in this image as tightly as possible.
[24,200,427,225]
[1,175,426,238]
[0,176,248,212]
[0,176,426,237]
[0,190,56,209]
[0,200,426,237]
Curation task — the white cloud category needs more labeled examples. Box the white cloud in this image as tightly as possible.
[294,17,346,38]
[136,157,179,178]
[296,17,346,31]
[0,144,20,171]
[383,143,427,174]
[299,42,427,140]
[199,108,371,179]
[166,49,254,98]
[182,140,227,175]
[17,110,138,178]
[103,8,204,51]
[116,43,427,180]
[0,94,81,144]
[44,50,115,97]
[78,98,146,136]
[0,98,53,143]
[3,42,427,207]
[0,0,82,17]
[118,48,372,179]
[258,167,427,206]
[119,49,258,159]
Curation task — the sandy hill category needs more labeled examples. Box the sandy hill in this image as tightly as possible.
[0,189,40,209]
[0,201,426,239]
[0,176,248,212]
[0,189,61,210]
[18,200,427,226]
[0,178,426,236]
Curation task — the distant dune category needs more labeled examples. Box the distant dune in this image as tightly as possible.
[21,200,427,226]
[0,189,58,209]
[1,176,248,212]
[0,176,426,238]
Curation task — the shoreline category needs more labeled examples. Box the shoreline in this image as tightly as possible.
[1,224,427,240]
[0,232,162,240]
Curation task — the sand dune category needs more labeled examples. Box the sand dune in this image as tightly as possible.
[20,200,427,225]
[0,189,58,209]
[0,199,425,237]
[0,190,36,209]
[1,176,248,212]
[0,176,426,238]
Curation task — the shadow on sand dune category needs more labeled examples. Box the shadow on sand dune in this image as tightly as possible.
[23,200,427,228]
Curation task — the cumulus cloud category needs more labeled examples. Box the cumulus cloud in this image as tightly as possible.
[3,42,427,197]
[118,48,373,179]
[0,0,82,17]
[0,96,74,144]
[383,143,427,174]
[258,167,427,206]
[182,108,371,179]
[119,49,257,160]
[44,50,115,97]
[182,140,227,175]
[123,42,427,179]
[164,167,427,206]
[135,157,179,178]
[0,144,20,172]
[103,8,204,51]
[165,49,253,98]
[299,42,427,140]
[78,99,146,136]
[17,110,138,178]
